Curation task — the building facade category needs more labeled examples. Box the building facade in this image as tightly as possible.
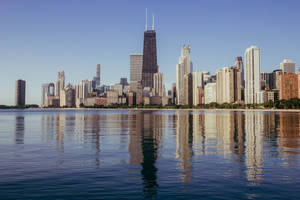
[142,28,158,88]
[41,83,55,107]
[279,73,298,100]
[244,46,261,104]
[192,70,203,106]
[56,71,65,99]
[176,45,193,105]
[153,72,164,97]
[216,66,238,104]
[280,59,295,74]
[130,54,143,92]
[184,73,193,105]
[15,79,26,107]
[204,82,216,104]
[92,64,101,91]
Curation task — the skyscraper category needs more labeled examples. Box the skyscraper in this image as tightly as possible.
[280,59,295,74]
[153,72,164,97]
[235,56,244,85]
[92,64,101,90]
[15,79,26,107]
[142,12,158,89]
[176,45,193,105]
[216,65,242,104]
[41,83,55,107]
[184,73,193,105]
[120,78,129,88]
[244,46,261,104]
[130,54,143,92]
[56,71,65,98]
[235,56,244,102]
[192,70,203,106]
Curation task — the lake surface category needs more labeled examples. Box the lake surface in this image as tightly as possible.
[0,110,300,199]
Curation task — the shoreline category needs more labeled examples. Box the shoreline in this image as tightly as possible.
[2,108,300,112]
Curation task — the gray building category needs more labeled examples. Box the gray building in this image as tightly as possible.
[184,73,193,105]
[130,54,143,92]
[280,59,295,74]
[15,80,26,107]
[41,83,55,107]
[92,64,101,91]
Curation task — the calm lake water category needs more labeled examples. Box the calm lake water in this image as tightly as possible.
[0,109,300,199]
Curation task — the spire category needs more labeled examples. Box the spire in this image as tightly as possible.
[145,8,148,30]
[152,13,155,30]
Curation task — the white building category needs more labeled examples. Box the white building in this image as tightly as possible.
[244,46,261,104]
[107,90,119,105]
[280,59,295,74]
[153,72,165,97]
[176,45,193,105]
[192,70,203,106]
[204,82,216,104]
[112,84,123,96]
[130,54,143,92]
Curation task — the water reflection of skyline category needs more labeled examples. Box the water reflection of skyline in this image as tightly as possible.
[30,110,300,186]
[15,115,25,144]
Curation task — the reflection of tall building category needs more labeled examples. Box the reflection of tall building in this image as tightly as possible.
[192,113,205,155]
[216,113,235,156]
[278,113,300,167]
[55,113,66,154]
[128,111,163,198]
[245,112,264,182]
[176,111,193,182]
[232,112,245,162]
[15,115,25,144]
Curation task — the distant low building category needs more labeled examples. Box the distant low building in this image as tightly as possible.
[150,96,162,105]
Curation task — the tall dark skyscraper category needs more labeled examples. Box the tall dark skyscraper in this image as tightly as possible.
[142,11,158,89]
[92,64,101,91]
[15,79,26,107]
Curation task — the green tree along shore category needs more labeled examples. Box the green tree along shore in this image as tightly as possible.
[2,99,300,110]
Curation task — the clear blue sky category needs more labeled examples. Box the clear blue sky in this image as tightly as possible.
[1,0,300,105]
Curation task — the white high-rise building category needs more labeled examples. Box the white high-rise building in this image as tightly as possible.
[75,80,93,106]
[112,84,123,96]
[153,72,165,97]
[280,59,295,74]
[130,54,143,92]
[244,46,261,104]
[204,83,216,104]
[216,66,239,104]
[176,45,193,105]
[192,70,203,106]
[41,83,55,107]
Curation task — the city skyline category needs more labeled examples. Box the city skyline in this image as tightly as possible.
[1,0,300,105]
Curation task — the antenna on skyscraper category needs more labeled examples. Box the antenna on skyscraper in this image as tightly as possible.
[152,14,155,30]
[145,8,148,30]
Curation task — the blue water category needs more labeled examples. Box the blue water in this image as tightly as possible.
[0,109,299,199]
